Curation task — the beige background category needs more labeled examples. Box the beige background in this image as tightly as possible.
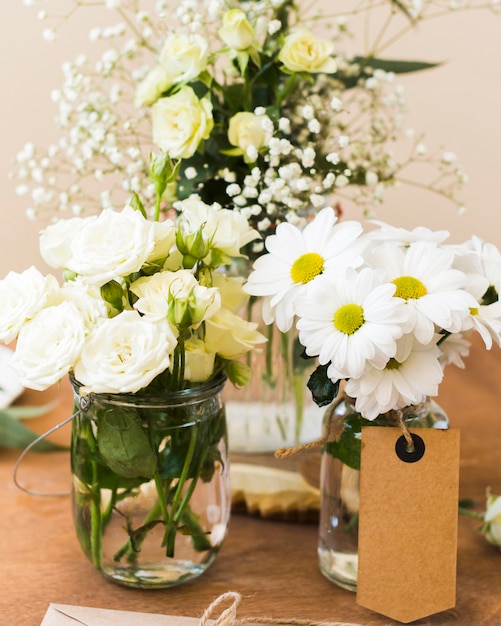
[1,2,501,277]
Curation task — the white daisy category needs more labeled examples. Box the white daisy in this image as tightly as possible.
[366,221,450,247]
[437,332,470,369]
[369,240,477,344]
[345,334,444,421]
[295,267,406,380]
[466,301,501,350]
[451,235,501,302]
[243,207,363,332]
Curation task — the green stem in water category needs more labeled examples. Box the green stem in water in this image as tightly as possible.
[163,425,198,557]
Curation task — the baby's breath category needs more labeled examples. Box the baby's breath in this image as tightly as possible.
[11,0,498,234]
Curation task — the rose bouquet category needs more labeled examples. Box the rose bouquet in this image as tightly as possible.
[0,189,266,584]
[14,0,488,238]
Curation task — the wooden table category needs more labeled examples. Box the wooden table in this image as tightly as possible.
[1,334,501,626]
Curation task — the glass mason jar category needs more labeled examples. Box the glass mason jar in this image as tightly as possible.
[70,373,229,589]
[318,394,449,592]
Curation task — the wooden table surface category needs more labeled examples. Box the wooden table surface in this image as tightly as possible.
[1,334,501,626]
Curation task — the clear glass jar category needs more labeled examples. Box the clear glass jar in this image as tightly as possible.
[70,373,229,589]
[318,394,449,591]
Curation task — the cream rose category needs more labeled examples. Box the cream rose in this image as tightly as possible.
[279,28,337,74]
[212,273,250,314]
[159,33,208,84]
[131,269,221,328]
[151,86,214,158]
[0,266,60,344]
[205,307,266,359]
[73,310,177,394]
[12,302,87,391]
[134,65,172,108]
[218,9,256,51]
[228,111,272,161]
[65,206,156,285]
[175,197,261,261]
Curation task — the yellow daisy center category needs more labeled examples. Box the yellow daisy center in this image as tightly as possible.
[469,307,479,316]
[333,303,365,335]
[290,252,325,284]
[392,275,427,300]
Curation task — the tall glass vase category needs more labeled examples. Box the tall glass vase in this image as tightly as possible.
[224,295,324,453]
[318,394,449,591]
[70,373,229,588]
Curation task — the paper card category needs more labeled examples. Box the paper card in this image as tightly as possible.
[356,427,460,624]
[41,604,201,626]
[41,603,272,626]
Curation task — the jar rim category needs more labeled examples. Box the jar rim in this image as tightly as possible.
[69,371,227,408]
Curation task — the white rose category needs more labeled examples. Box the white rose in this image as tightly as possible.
[159,33,208,84]
[184,337,216,382]
[228,111,272,162]
[482,491,501,548]
[73,310,177,394]
[40,216,92,269]
[205,307,266,359]
[12,302,87,391]
[218,9,256,50]
[151,86,214,158]
[279,28,337,74]
[0,266,60,343]
[66,205,155,285]
[134,65,172,108]
[60,280,109,332]
[147,218,176,263]
[175,197,260,260]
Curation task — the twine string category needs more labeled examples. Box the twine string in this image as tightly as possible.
[199,592,363,626]
[12,395,92,497]
[395,409,415,453]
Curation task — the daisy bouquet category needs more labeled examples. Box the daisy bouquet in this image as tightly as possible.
[244,207,501,463]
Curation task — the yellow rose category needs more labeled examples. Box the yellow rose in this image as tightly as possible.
[184,337,216,382]
[218,9,255,51]
[228,111,272,162]
[212,274,249,314]
[151,86,214,158]
[279,28,337,74]
[205,307,266,360]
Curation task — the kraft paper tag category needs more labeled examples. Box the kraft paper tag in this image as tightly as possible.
[357,427,460,623]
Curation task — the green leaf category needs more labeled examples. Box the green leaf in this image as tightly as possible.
[0,411,66,451]
[307,364,340,407]
[97,407,157,479]
[324,414,364,470]
[2,401,57,421]
[100,280,124,312]
[129,191,147,218]
[354,56,440,74]
[179,506,212,552]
